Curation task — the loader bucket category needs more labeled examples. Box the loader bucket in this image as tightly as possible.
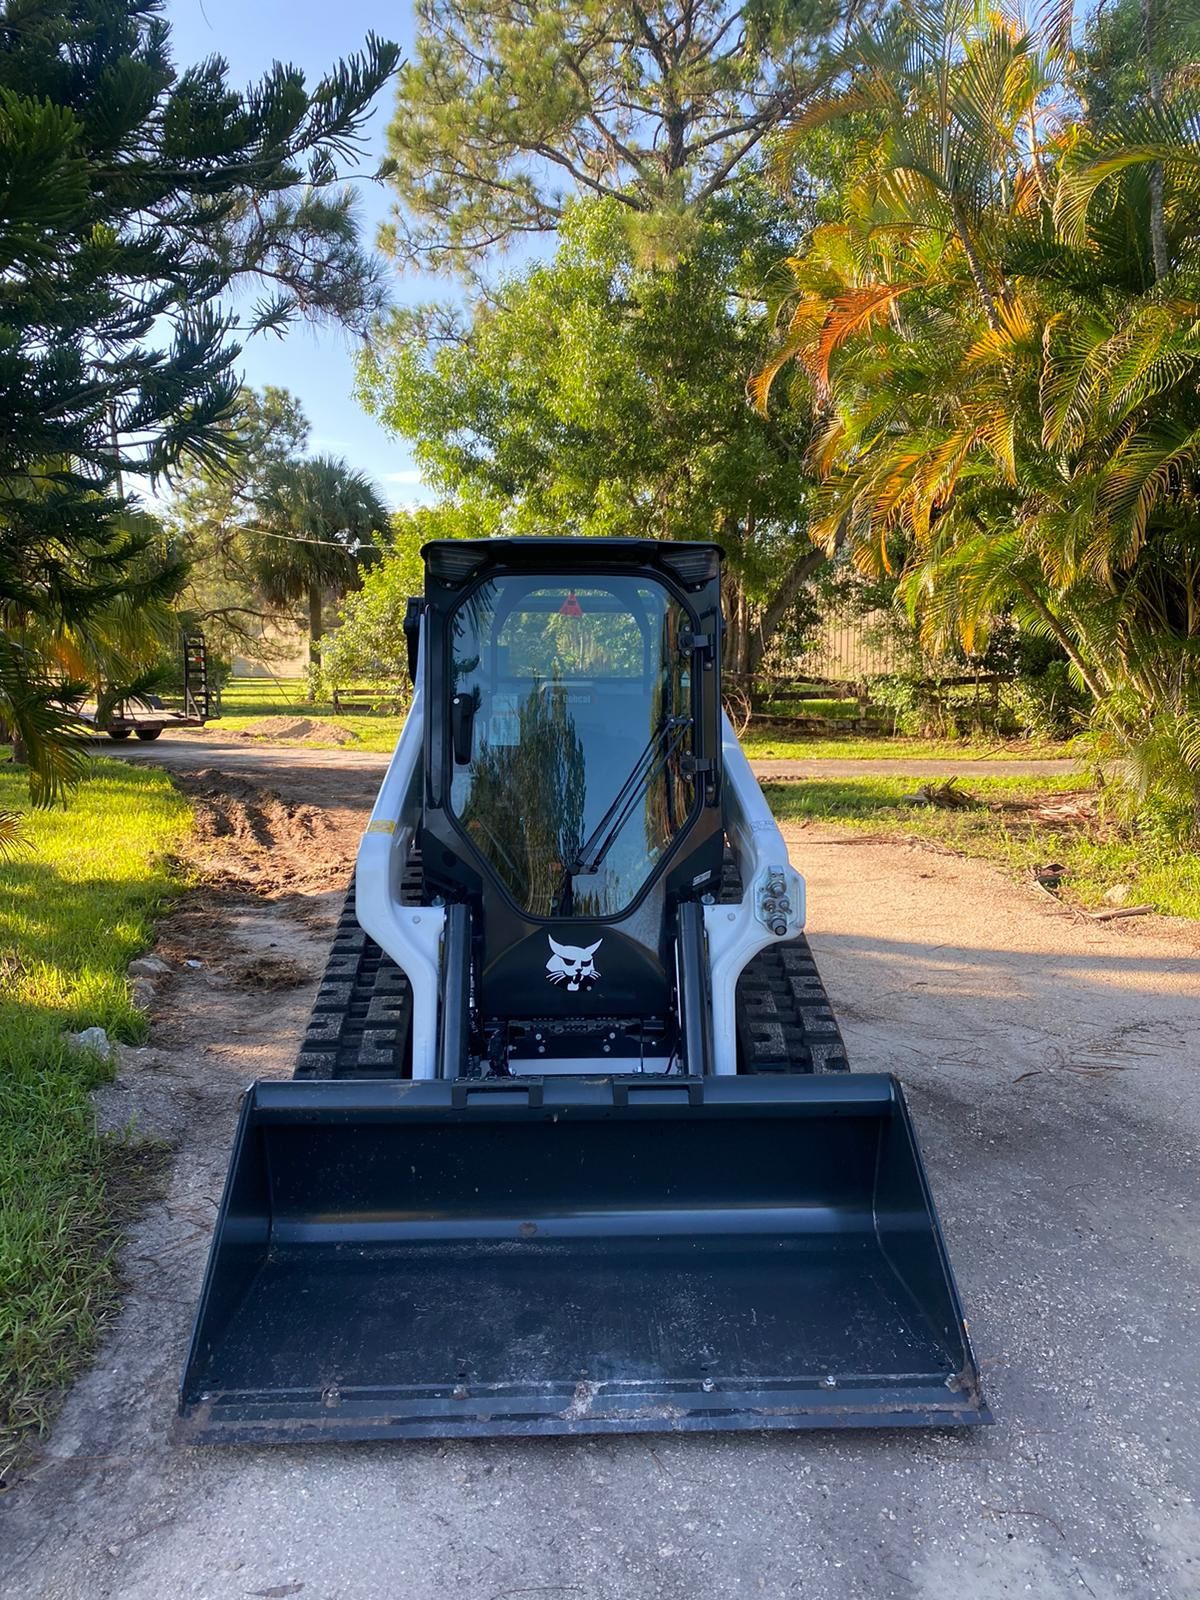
[178,1075,988,1442]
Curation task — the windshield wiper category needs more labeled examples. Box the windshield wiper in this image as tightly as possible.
[558,716,692,901]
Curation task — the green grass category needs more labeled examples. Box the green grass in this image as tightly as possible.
[315,718,406,752]
[765,774,1200,920]
[742,731,1085,761]
[211,676,407,752]
[0,757,191,1469]
[217,679,1085,763]
[757,695,862,720]
[216,675,303,714]
[217,709,407,751]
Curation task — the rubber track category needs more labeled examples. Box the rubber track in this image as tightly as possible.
[294,863,420,1080]
[735,938,850,1074]
[722,852,850,1074]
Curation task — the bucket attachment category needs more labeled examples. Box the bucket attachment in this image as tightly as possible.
[178,1075,988,1442]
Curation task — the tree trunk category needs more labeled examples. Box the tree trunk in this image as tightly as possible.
[952,200,1005,332]
[746,546,828,679]
[1014,576,1111,704]
[721,573,751,690]
[1143,0,1169,282]
[307,585,323,702]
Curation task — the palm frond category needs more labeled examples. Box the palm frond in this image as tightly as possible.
[0,808,32,859]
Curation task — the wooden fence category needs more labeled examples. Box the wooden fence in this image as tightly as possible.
[760,606,908,685]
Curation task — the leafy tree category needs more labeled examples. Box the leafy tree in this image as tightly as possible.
[385,0,865,276]
[361,196,825,677]
[0,0,398,795]
[321,505,473,694]
[251,456,392,694]
[377,0,881,684]
[168,387,313,667]
[758,0,1200,831]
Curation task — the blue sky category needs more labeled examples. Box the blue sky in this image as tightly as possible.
[164,0,435,505]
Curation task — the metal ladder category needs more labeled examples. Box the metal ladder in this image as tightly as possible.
[183,633,209,722]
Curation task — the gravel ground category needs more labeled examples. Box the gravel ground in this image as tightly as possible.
[2,752,1197,1600]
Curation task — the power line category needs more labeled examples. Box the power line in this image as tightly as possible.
[243,525,374,551]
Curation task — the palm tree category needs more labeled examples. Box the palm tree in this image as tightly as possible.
[2,503,187,797]
[757,0,1200,830]
[251,456,391,696]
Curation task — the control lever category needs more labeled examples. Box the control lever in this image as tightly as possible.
[451,693,476,764]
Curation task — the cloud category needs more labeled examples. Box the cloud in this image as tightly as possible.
[382,469,425,486]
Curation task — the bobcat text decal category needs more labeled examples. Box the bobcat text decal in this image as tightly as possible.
[545,937,602,993]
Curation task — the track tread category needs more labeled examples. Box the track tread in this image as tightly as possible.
[295,848,849,1079]
[736,937,850,1074]
[293,858,422,1080]
[723,845,850,1074]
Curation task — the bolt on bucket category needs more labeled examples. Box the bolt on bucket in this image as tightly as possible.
[178,1075,988,1442]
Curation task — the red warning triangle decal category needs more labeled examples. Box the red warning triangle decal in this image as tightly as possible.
[559,590,583,618]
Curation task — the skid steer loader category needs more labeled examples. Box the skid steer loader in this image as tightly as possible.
[179,538,988,1441]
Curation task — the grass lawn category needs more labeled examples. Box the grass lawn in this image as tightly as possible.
[212,676,407,752]
[0,757,191,1469]
[215,678,1083,762]
[217,710,407,752]
[216,676,298,713]
[766,774,1200,920]
[756,694,861,719]
[742,731,1086,761]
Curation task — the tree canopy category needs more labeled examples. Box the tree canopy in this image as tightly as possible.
[360,195,824,675]
[0,0,398,794]
[168,386,313,666]
[252,455,392,690]
[384,0,862,275]
[757,0,1200,830]
[168,388,393,691]
[320,504,473,694]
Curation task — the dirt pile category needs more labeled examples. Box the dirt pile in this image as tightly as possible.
[172,769,362,895]
[241,716,356,744]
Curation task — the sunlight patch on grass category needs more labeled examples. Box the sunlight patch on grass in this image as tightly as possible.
[0,758,191,1467]
[743,732,1086,761]
[211,677,406,751]
[216,711,406,751]
[215,675,308,715]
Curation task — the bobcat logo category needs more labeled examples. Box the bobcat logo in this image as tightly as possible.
[546,936,602,992]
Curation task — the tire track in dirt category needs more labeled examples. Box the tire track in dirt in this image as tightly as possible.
[172,767,366,897]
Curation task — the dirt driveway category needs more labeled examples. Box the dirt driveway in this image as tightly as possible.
[2,747,1198,1600]
[106,724,1082,780]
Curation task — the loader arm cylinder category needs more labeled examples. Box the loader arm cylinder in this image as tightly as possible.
[675,900,714,1075]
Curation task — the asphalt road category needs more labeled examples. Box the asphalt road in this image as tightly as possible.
[2,746,1195,1600]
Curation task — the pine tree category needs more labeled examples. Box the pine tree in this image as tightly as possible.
[0,0,398,796]
[385,0,860,277]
